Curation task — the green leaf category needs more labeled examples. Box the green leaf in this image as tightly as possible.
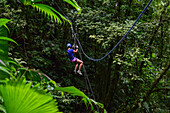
[0,26,8,61]
[55,86,104,110]
[21,0,31,5]
[32,0,42,3]
[152,53,156,58]
[0,49,4,54]
[50,80,57,87]
[143,102,149,112]
[31,4,69,24]
[0,26,9,80]
[64,0,82,14]
[0,59,6,66]
[0,79,60,113]
[0,18,11,32]
[0,37,18,45]
[55,86,88,98]
[8,61,18,66]
[0,18,11,27]
[0,104,6,113]
[0,66,10,76]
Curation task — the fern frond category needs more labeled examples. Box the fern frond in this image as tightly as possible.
[31,4,70,24]
[64,0,82,14]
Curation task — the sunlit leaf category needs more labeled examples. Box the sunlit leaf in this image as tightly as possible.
[0,59,6,66]
[31,4,69,24]
[0,66,10,76]
[55,86,88,98]
[0,79,60,113]
[0,104,6,113]
[0,37,18,45]
[0,49,4,54]
[0,18,11,29]
[64,0,82,14]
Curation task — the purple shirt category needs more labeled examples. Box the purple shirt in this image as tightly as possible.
[67,49,75,61]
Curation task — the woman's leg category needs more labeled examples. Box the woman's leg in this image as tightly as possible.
[76,58,83,72]
[74,63,78,72]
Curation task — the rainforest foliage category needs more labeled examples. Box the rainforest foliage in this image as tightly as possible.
[0,0,169,113]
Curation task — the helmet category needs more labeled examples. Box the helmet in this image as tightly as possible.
[67,43,71,48]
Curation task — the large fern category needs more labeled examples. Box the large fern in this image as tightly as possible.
[31,4,68,24]
[21,0,81,24]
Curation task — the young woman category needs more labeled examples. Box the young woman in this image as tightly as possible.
[67,43,83,75]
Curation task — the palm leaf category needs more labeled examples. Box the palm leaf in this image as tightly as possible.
[0,79,60,113]
[55,86,104,110]
[0,104,6,113]
[31,4,69,24]
[55,86,88,98]
[0,18,11,31]
[21,0,81,24]
[0,37,18,45]
[64,0,82,14]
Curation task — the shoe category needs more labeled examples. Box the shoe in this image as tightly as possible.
[77,70,82,75]
[74,70,77,74]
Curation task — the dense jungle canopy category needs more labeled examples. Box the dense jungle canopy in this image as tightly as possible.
[0,0,169,113]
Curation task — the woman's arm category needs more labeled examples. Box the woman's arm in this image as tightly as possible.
[73,49,78,53]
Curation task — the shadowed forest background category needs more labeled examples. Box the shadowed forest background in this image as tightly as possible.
[0,0,169,113]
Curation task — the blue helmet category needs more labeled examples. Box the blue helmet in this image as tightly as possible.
[67,43,71,48]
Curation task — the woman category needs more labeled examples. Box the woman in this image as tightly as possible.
[67,43,83,75]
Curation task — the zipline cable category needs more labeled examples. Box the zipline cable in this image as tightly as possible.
[55,2,99,112]
[72,0,153,61]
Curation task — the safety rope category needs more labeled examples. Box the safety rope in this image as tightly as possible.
[73,16,90,96]
[74,33,100,112]
[72,17,100,112]
[72,0,153,61]
[55,2,99,112]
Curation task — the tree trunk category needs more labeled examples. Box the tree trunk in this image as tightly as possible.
[104,0,122,110]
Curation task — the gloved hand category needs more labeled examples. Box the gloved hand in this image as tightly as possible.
[76,45,79,49]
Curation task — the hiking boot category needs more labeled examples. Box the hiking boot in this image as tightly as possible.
[77,70,82,75]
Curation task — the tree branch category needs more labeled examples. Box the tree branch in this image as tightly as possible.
[127,63,170,112]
